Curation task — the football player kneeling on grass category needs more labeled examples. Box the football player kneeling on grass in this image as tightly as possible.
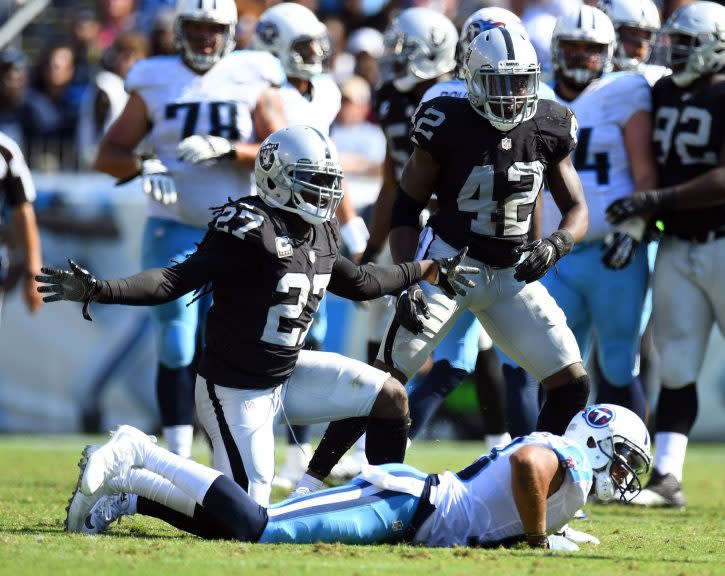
[62,404,649,550]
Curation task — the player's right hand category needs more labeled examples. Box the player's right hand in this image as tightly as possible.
[141,158,177,205]
[36,259,99,321]
[395,283,430,334]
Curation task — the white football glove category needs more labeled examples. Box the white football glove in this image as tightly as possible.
[546,534,580,551]
[141,158,177,205]
[556,524,600,546]
[177,135,236,164]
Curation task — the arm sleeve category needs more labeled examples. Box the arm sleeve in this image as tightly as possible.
[327,255,424,300]
[95,230,241,305]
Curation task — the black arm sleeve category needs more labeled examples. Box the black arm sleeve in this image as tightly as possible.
[327,254,424,301]
[95,230,238,305]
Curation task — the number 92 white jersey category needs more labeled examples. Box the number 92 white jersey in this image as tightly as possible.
[125,50,284,228]
[413,432,592,547]
[542,71,652,240]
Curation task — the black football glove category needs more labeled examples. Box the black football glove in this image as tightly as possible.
[36,259,100,321]
[601,231,638,270]
[395,283,430,334]
[605,189,674,225]
[433,246,480,298]
[514,229,574,283]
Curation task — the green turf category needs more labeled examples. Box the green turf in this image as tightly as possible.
[0,436,723,576]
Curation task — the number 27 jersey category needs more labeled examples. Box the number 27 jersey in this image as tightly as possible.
[411,97,577,267]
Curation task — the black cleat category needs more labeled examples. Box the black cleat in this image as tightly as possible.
[631,469,686,509]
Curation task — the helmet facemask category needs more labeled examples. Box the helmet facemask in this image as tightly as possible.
[554,39,611,88]
[287,34,330,79]
[287,161,343,225]
[614,24,657,70]
[665,30,725,86]
[590,433,650,502]
[380,30,429,92]
[176,17,235,72]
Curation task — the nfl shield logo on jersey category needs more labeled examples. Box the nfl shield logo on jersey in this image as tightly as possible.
[275,236,293,258]
[500,137,512,151]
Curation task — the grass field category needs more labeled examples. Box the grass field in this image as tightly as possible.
[0,435,723,576]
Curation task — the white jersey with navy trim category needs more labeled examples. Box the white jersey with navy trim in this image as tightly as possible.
[420,78,557,104]
[279,74,341,136]
[542,72,652,239]
[125,50,284,228]
[413,433,592,547]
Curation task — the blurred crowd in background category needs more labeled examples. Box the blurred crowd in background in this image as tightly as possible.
[0,0,702,174]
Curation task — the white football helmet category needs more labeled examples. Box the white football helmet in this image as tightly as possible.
[174,0,237,72]
[252,3,329,80]
[255,126,344,226]
[564,404,651,503]
[463,26,539,132]
[459,6,529,65]
[380,7,458,93]
[661,1,725,87]
[598,0,660,70]
[551,5,616,88]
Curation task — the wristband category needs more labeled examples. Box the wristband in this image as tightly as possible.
[340,216,369,255]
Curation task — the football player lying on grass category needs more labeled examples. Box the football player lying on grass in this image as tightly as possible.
[65,404,649,550]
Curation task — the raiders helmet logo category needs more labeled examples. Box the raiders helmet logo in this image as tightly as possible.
[259,142,278,171]
[256,21,279,45]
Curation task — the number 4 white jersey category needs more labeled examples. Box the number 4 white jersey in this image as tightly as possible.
[125,50,284,228]
[542,71,652,240]
[279,74,341,136]
[414,433,592,547]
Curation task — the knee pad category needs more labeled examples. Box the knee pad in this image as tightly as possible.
[158,321,197,368]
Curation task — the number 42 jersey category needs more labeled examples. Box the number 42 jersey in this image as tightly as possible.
[411,97,577,267]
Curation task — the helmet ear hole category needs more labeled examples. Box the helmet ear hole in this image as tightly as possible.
[267,178,276,190]
[587,437,596,448]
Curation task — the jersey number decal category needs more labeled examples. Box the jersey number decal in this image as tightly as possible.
[165,101,241,140]
[457,161,544,236]
[261,273,331,347]
[573,127,610,185]
[412,106,446,141]
[653,106,717,166]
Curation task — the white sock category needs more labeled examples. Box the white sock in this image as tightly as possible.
[485,432,512,451]
[654,432,689,482]
[162,425,194,458]
[294,473,325,493]
[353,435,366,454]
[116,468,196,517]
[141,441,222,505]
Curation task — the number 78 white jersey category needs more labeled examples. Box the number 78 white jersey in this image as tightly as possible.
[413,432,592,547]
[125,51,284,228]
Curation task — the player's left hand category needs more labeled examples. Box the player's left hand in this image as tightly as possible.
[177,135,236,164]
[433,246,479,298]
[606,190,665,225]
[601,231,637,270]
[514,230,573,283]
[395,283,430,334]
[35,259,99,321]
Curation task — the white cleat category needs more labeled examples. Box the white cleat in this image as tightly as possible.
[328,451,367,484]
[66,445,102,533]
[81,425,156,496]
[82,493,134,534]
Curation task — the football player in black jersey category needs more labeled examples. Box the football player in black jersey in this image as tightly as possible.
[605,1,725,509]
[37,125,479,528]
[378,27,590,437]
